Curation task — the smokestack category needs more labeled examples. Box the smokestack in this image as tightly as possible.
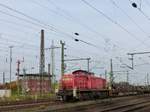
[39,29,45,96]
[39,29,45,74]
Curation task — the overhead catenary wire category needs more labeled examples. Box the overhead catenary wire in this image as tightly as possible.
[30,0,72,22]
[0,11,60,48]
[0,18,38,31]
[47,0,133,61]
[126,0,150,51]
[0,9,61,46]
[0,33,39,48]
[0,37,42,62]
[109,0,150,52]
[0,2,101,66]
[110,0,150,37]
[47,0,125,51]
[0,19,54,43]
[0,3,55,30]
[47,0,150,58]
[1,4,145,59]
[0,1,130,59]
[31,0,106,43]
[0,35,41,61]
[0,10,49,30]
[0,1,149,84]
[0,3,103,50]
[66,44,101,58]
[81,0,150,48]
[28,0,125,55]
[0,3,75,39]
[0,2,139,59]
[128,0,150,22]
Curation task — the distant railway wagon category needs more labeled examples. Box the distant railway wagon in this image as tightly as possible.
[58,70,109,101]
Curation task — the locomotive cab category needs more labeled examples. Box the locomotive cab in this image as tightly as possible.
[58,70,109,101]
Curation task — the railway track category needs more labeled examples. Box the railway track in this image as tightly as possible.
[72,96,150,112]
[1,95,150,112]
[38,95,150,112]
[99,99,150,112]
[0,100,62,112]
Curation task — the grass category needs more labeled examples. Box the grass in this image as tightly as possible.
[0,82,58,103]
[0,92,56,104]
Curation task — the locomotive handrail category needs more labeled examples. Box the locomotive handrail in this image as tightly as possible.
[72,70,94,75]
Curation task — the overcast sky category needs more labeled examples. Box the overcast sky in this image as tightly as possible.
[0,0,150,85]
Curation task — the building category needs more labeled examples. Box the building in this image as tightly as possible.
[0,84,11,97]
[19,73,51,95]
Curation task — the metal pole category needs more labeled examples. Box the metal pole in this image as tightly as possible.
[127,71,129,83]
[131,55,134,69]
[109,59,113,90]
[126,71,129,93]
[147,73,149,91]
[147,73,149,86]
[3,72,5,84]
[60,41,65,77]
[108,59,113,100]
[48,64,51,92]
[9,46,13,90]
[17,60,20,96]
[51,41,55,92]
[22,68,26,96]
[45,43,60,93]
[105,70,107,80]
[87,58,90,72]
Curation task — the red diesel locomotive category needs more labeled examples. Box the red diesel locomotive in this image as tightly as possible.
[58,70,109,101]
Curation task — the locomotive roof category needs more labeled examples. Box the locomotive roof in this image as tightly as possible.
[72,70,94,75]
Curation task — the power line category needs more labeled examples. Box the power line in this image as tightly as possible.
[0,1,148,75]
[0,9,61,43]
[128,0,150,22]
[49,1,118,50]
[0,32,39,42]
[0,18,38,31]
[47,0,124,51]
[31,0,105,43]
[0,33,39,48]
[67,42,106,59]
[30,0,72,22]
[0,47,40,58]
[81,0,150,48]
[0,2,120,51]
[0,3,76,39]
[110,0,150,51]
[0,10,48,29]
[29,0,122,54]
[48,0,149,54]
[110,0,150,37]
[0,19,53,43]
[0,3,54,30]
